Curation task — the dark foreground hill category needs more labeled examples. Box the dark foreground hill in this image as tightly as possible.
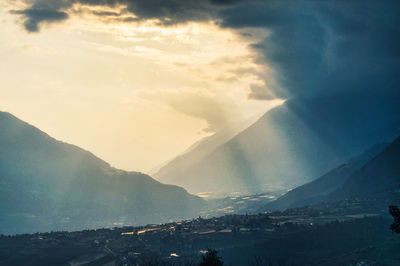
[0,112,205,235]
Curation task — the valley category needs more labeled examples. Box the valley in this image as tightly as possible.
[1,196,399,265]
[1,1,400,265]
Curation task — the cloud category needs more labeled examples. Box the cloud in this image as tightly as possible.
[216,0,400,153]
[91,10,122,17]
[10,0,400,105]
[12,8,68,32]
[248,84,275,100]
[141,91,235,133]
[11,0,236,32]
[219,0,400,100]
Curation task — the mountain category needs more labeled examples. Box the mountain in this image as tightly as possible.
[265,135,400,212]
[154,95,400,195]
[328,135,400,200]
[153,114,263,193]
[264,143,388,211]
[0,112,205,235]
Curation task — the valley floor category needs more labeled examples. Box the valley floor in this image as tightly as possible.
[1,197,399,266]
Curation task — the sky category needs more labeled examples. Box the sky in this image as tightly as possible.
[0,1,282,172]
[1,0,399,173]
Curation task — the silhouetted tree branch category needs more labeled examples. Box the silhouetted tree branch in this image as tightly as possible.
[389,205,400,234]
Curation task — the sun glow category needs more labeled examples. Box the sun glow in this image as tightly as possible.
[0,2,280,172]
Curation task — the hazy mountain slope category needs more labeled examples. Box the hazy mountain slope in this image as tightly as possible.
[153,114,263,184]
[0,112,205,235]
[329,135,400,200]
[264,143,387,211]
[157,95,400,195]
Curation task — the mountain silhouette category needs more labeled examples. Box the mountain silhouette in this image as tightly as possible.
[0,112,205,234]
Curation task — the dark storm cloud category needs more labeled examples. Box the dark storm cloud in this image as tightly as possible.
[12,0,400,103]
[12,8,68,32]
[12,0,242,32]
[214,0,400,157]
[219,0,400,100]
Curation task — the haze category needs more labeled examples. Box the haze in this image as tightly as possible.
[0,1,282,172]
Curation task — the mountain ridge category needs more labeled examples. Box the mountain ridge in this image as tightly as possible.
[0,111,205,235]
[264,135,400,212]
[151,95,400,195]
[263,143,388,211]
[328,135,400,199]
[153,112,267,185]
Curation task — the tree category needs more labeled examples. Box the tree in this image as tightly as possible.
[199,248,224,266]
[389,205,400,234]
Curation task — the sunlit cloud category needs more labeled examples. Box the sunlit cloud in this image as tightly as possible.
[140,90,237,133]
